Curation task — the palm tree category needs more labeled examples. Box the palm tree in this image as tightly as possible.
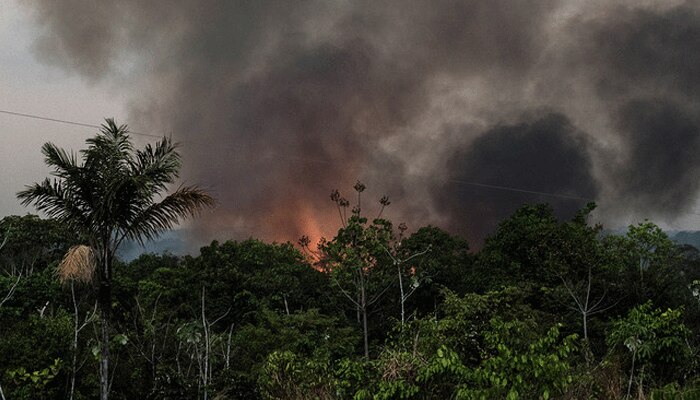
[18,119,215,400]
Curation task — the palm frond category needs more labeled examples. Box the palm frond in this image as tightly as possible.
[83,118,133,174]
[42,143,80,178]
[17,178,90,230]
[101,175,145,227]
[131,137,182,193]
[122,186,215,244]
[20,118,214,257]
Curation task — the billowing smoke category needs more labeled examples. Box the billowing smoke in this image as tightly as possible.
[437,113,599,243]
[22,0,700,245]
[566,2,700,217]
[613,99,700,214]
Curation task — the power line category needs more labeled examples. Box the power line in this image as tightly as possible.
[0,107,601,202]
[446,178,595,202]
[0,109,163,139]
[4,107,696,209]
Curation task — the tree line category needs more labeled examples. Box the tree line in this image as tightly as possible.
[2,202,700,399]
[1,120,700,399]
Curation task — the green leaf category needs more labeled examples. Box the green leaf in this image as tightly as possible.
[92,344,101,358]
[114,334,129,345]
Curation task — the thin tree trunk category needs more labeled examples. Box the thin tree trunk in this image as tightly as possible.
[225,323,234,370]
[0,381,6,400]
[356,262,370,358]
[283,294,290,316]
[201,287,209,400]
[582,312,593,366]
[362,307,369,358]
[412,331,420,357]
[382,245,430,328]
[354,272,361,323]
[176,341,183,376]
[398,263,405,326]
[361,283,369,358]
[626,349,636,399]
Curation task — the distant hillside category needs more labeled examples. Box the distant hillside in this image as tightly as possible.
[115,228,700,262]
[117,230,199,261]
[671,231,700,250]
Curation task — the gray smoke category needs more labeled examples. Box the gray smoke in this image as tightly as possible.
[437,113,599,243]
[22,0,700,245]
[564,1,700,218]
[613,99,700,213]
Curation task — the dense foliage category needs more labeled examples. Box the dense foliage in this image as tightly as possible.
[1,201,700,399]
[14,119,214,400]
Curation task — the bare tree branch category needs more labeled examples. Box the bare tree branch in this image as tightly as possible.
[332,277,361,308]
[0,273,21,308]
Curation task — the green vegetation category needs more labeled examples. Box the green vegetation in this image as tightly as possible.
[2,125,700,398]
[2,201,700,399]
[12,119,213,400]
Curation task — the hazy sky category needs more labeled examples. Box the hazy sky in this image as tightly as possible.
[2,0,699,247]
[0,4,129,212]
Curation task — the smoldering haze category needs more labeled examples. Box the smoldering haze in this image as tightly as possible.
[437,113,599,243]
[22,0,700,245]
[569,2,700,216]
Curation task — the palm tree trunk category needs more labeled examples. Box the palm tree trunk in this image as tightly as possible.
[99,281,111,400]
[98,247,112,400]
[70,282,79,400]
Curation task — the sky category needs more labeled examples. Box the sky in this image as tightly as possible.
[1,0,700,249]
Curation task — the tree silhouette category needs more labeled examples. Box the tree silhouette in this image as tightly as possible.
[18,119,214,400]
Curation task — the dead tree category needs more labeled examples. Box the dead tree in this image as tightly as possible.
[382,240,431,326]
[558,262,617,356]
[199,287,230,400]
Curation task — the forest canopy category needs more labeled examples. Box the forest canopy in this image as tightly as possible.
[1,200,699,399]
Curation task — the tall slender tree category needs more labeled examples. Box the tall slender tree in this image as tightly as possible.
[302,183,395,358]
[17,119,214,400]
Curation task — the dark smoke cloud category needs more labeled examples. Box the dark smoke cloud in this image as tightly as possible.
[183,37,430,240]
[573,2,700,101]
[564,1,700,219]
[437,113,599,243]
[613,99,700,213]
[22,0,700,245]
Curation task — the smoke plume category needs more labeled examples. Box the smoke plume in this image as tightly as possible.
[23,0,700,245]
[437,113,599,243]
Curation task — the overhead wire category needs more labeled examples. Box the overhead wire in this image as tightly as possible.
[2,107,700,217]
[445,178,595,202]
[0,109,163,139]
